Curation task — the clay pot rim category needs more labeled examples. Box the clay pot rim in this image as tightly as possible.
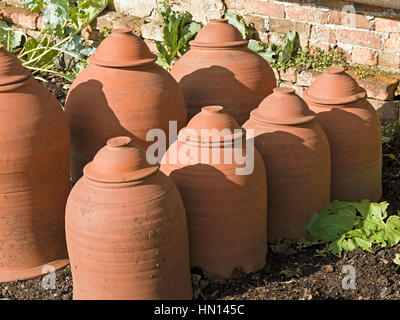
[84,163,160,184]
[303,89,367,106]
[250,109,316,125]
[303,66,367,105]
[177,129,246,147]
[83,137,160,183]
[88,55,158,68]
[189,39,248,48]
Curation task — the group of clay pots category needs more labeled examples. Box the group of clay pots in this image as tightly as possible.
[0,19,382,300]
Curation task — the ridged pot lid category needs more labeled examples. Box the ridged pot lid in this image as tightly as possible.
[303,67,367,105]
[84,136,159,183]
[89,28,157,67]
[250,88,316,125]
[0,45,31,86]
[179,106,245,144]
[190,19,248,48]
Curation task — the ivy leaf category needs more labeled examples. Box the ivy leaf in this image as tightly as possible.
[0,21,26,50]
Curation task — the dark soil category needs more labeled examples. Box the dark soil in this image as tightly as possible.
[1,74,400,300]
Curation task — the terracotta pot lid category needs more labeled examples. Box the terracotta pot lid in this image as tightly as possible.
[190,19,248,48]
[84,136,159,183]
[179,106,245,144]
[303,66,367,105]
[89,28,157,67]
[0,45,31,86]
[250,88,316,125]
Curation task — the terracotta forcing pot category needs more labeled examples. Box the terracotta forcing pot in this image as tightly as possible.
[65,28,187,183]
[0,46,70,282]
[171,19,276,125]
[160,106,267,279]
[303,67,382,202]
[243,88,331,242]
[65,137,192,300]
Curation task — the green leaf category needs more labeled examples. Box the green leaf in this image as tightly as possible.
[225,11,247,40]
[70,0,108,33]
[23,0,45,12]
[42,0,70,33]
[21,37,58,68]
[0,21,26,50]
[278,31,300,66]
[60,34,96,59]
[304,200,357,243]
[302,200,400,257]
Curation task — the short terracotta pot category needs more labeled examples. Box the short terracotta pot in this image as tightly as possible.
[0,46,70,282]
[171,19,276,125]
[244,88,331,242]
[160,106,267,279]
[65,28,187,183]
[303,67,382,202]
[66,136,192,300]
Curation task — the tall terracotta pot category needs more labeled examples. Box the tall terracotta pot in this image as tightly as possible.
[171,19,276,125]
[243,88,331,242]
[66,136,192,300]
[0,46,70,282]
[303,67,382,202]
[65,28,187,183]
[160,106,267,279]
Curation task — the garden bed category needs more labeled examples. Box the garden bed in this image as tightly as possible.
[0,74,399,301]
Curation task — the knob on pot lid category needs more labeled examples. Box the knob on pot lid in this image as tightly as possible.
[89,28,157,67]
[303,67,367,105]
[84,136,159,183]
[190,19,248,48]
[0,45,31,86]
[250,88,315,125]
[179,106,245,144]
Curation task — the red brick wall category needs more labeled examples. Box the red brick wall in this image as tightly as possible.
[226,0,400,68]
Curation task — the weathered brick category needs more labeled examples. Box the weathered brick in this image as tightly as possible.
[368,99,399,123]
[268,18,311,47]
[272,68,280,81]
[93,10,120,31]
[286,5,329,24]
[280,66,297,83]
[113,15,144,36]
[0,5,38,29]
[245,0,285,18]
[243,14,267,33]
[224,0,245,10]
[376,17,400,33]
[385,33,400,52]
[329,11,374,30]
[351,47,377,66]
[297,70,320,87]
[310,25,336,44]
[378,52,400,68]
[336,29,381,50]
[317,0,349,9]
[357,75,398,100]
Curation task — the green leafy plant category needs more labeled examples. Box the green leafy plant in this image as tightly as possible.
[248,31,300,70]
[300,200,400,257]
[382,121,400,145]
[225,11,254,40]
[155,0,201,70]
[0,0,107,80]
